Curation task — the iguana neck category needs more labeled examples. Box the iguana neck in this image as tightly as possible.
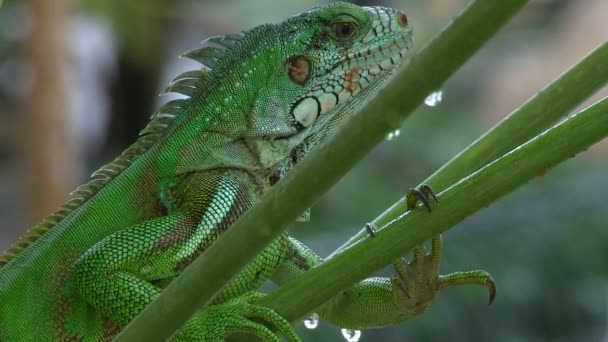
[156,23,293,178]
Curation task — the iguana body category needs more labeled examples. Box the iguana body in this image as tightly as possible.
[0,3,492,341]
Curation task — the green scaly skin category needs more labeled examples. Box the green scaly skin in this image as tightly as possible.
[0,3,494,341]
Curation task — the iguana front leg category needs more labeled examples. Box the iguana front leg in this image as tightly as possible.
[272,235,493,329]
[70,171,298,341]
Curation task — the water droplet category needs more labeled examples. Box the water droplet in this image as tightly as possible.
[386,129,400,141]
[304,313,319,329]
[424,90,443,107]
[341,329,362,342]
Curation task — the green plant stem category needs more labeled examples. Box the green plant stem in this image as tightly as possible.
[115,0,528,340]
[261,96,608,323]
[333,41,608,255]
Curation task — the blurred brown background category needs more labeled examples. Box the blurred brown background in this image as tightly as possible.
[0,0,607,340]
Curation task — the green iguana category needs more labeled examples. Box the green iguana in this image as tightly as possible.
[0,3,494,341]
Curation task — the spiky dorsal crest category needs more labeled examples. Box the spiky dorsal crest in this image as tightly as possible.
[0,31,248,267]
[180,32,246,69]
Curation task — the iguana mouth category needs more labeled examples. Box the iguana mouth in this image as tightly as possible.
[334,34,412,97]
[342,36,411,64]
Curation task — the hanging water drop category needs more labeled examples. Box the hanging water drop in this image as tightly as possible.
[386,129,401,141]
[424,90,443,107]
[304,313,319,329]
[341,328,362,342]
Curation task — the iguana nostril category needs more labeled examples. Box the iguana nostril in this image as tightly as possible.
[397,11,408,27]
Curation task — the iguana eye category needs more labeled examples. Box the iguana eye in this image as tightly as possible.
[331,22,357,40]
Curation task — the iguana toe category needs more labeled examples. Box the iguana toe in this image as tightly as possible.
[177,291,300,341]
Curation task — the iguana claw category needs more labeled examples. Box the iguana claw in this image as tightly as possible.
[391,235,496,314]
[399,185,495,307]
[406,184,438,212]
[440,271,496,305]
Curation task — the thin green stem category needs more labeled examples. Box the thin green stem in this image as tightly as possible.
[115,0,529,340]
[332,41,608,255]
[261,97,608,323]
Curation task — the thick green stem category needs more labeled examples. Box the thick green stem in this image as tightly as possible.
[333,41,608,255]
[261,97,608,323]
[115,0,529,340]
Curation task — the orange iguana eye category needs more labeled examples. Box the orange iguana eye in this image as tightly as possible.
[331,22,357,40]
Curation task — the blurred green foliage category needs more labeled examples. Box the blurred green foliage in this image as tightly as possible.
[80,0,174,68]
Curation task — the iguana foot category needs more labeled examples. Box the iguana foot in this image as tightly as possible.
[391,235,495,315]
[401,184,495,305]
[177,291,300,342]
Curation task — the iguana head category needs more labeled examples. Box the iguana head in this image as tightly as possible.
[279,2,413,133]
[245,2,414,168]
[162,2,413,174]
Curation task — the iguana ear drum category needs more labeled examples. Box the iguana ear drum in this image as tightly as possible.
[287,56,311,85]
